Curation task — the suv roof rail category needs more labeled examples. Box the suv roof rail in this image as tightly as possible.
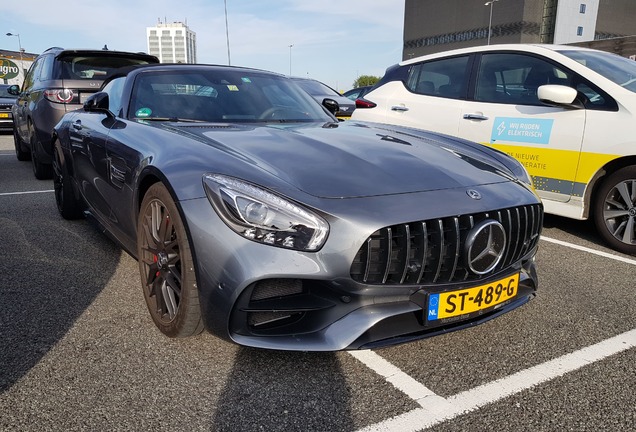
[43,47,64,53]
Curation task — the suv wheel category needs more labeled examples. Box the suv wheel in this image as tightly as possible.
[29,123,53,180]
[13,126,30,161]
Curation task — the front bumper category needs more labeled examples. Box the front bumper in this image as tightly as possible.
[181,181,542,351]
[228,259,537,351]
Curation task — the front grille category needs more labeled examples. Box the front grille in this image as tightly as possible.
[350,204,543,285]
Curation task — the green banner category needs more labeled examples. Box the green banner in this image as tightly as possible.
[0,58,20,79]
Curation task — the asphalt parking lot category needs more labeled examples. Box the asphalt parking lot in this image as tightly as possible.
[0,131,634,431]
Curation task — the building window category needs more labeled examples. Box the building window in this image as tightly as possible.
[580,4,586,13]
[577,26,584,36]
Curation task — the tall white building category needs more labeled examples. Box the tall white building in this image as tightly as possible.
[146,21,197,64]
[553,0,600,44]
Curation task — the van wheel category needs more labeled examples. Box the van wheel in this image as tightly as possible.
[13,126,30,161]
[593,166,636,255]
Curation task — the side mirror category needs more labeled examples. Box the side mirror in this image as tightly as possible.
[8,84,20,96]
[322,98,339,115]
[84,92,111,114]
[538,85,582,109]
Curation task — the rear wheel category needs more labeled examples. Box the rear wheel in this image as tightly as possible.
[13,126,30,161]
[593,166,636,255]
[29,123,53,180]
[52,142,84,220]
[137,183,204,337]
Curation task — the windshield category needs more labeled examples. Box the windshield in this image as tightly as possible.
[293,79,339,96]
[560,49,636,93]
[130,69,333,123]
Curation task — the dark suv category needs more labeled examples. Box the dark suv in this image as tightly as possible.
[12,47,159,178]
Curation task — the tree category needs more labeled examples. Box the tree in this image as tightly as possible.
[352,75,381,88]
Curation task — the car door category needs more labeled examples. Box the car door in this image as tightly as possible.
[457,52,585,203]
[14,56,45,141]
[68,107,113,222]
[372,55,472,136]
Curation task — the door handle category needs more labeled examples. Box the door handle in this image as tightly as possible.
[391,105,409,112]
[463,113,489,121]
[72,120,82,130]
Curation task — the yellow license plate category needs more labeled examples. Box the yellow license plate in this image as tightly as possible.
[427,273,519,321]
[0,113,9,118]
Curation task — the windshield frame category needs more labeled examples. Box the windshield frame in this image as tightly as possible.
[128,69,334,124]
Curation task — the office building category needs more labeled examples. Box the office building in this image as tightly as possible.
[403,0,636,59]
[146,20,197,64]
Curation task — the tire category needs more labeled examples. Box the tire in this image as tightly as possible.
[137,183,204,337]
[52,142,84,220]
[13,126,30,161]
[593,166,636,255]
[29,123,53,180]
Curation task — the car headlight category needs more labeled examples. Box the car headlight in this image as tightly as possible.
[203,174,329,251]
[512,163,534,189]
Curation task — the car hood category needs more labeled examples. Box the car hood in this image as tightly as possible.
[0,96,16,105]
[168,121,520,199]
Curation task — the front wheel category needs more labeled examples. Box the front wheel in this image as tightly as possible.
[593,166,636,255]
[137,183,204,337]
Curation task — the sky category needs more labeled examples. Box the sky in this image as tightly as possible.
[1,0,405,92]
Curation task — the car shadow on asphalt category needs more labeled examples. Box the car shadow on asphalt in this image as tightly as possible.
[211,348,355,431]
[542,213,602,245]
[0,200,122,393]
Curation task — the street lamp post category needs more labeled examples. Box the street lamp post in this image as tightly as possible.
[485,0,499,45]
[288,44,293,76]
[6,32,25,76]
[223,0,231,65]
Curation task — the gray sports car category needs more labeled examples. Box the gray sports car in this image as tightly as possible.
[52,64,543,351]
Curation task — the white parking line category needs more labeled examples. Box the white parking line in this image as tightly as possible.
[0,190,54,196]
[541,235,636,266]
[352,328,636,432]
[351,236,636,431]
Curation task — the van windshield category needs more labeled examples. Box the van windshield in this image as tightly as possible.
[560,49,636,93]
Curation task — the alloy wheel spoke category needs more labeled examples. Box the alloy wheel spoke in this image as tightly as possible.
[604,209,630,221]
[606,198,626,210]
[615,182,633,208]
[150,201,165,244]
[142,216,160,251]
[161,280,178,319]
[145,262,160,285]
[166,264,183,288]
[612,220,627,238]
[622,216,635,244]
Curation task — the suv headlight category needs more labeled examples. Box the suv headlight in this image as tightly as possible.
[203,174,329,251]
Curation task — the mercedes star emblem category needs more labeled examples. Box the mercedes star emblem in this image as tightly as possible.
[465,219,506,274]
